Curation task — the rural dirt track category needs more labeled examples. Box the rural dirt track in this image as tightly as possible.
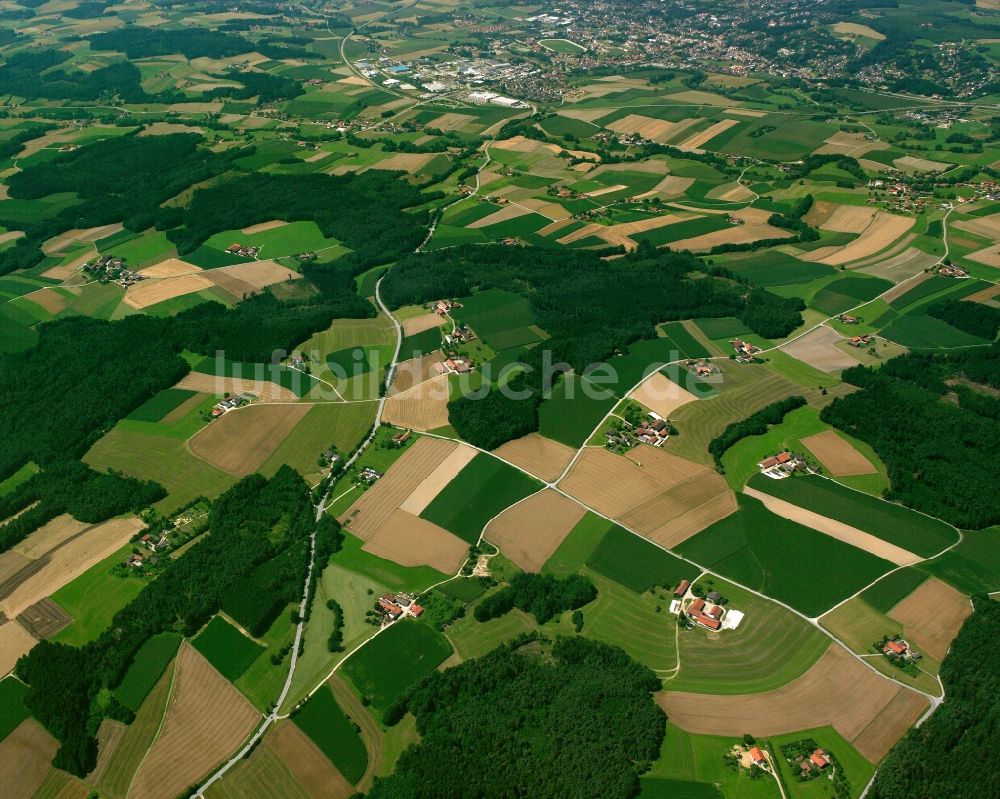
[888,577,972,661]
[492,434,575,483]
[363,509,468,574]
[657,644,928,762]
[743,486,918,567]
[129,644,259,799]
[188,403,312,476]
[800,430,876,476]
[485,490,586,571]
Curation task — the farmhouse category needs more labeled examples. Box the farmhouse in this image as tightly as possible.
[444,324,477,346]
[225,243,259,258]
[684,596,728,630]
[674,579,690,597]
[882,637,920,661]
[757,451,806,479]
[731,339,762,362]
[432,299,462,315]
[635,415,672,446]
[848,334,873,347]
[749,747,767,767]
[435,356,473,375]
[838,313,860,324]
[810,749,831,769]
[938,264,969,278]
[391,431,411,447]
[360,467,382,484]
[378,598,403,619]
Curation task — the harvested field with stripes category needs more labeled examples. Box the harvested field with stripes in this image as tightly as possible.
[361,509,468,574]
[804,212,915,266]
[13,513,88,559]
[677,119,740,150]
[130,644,259,799]
[657,644,928,762]
[800,430,875,476]
[390,354,442,395]
[0,719,59,799]
[400,312,443,337]
[667,222,792,253]
[398,445,478,516]
[782,327,862,373]
[485,490,585,571]
[123,273,215,309]
[560,447,735,549]
[174,372,297,402]
[628,372,698,419]
[188,403,312,476]
[138,258,203,278]
[492,433,575,483]
[0,618,36,676]
[17,597,72,638]
[887,577,971,661]
[381,373,451,431]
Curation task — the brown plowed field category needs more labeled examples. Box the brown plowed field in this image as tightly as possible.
[485,490,585,571]
[17,597,72,638]
[123,274,215,310]
[340,437,458,539]
[783,327,861,373]
[130,644,259,799]
[628,372,698,418]
[657,645,928,762]
[188,403,312,476]
[621,474,736,549]
[401,312,443,337]
[493,434,576,483]
[138,258,202,278]
[0,719,59,799]
[362,509,469,574]
[668,223,792,253]
[800,430,876,476]
[14,513,89,559]
[889,577,972,661]
[391,354,442,395]
[398,444,478,516]
[206,260,299,293]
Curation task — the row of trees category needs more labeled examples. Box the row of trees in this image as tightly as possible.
[473,573,597,624]
[708,396,808,470]
[374,636,665,798]
[927,298,1000,341]
[16,467,328,776]
[822,346,1000,529]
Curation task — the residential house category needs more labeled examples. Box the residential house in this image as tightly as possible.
[749,747,767,767]
[757,451,806,479]
[674,579,690,597]
[848,334,873,347]
[810,749,830,769]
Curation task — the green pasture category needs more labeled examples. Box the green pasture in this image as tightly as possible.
[293,684,368,784]
[586,524,694,594]
[192,615,266,683]
[114,633,183,712]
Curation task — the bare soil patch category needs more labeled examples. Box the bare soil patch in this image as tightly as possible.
[810,212,914,266]
[362,509,469,574]
[493,434,575,483]
[131,643,259,799]
[381,373,451,431]
[425,112,477,131]
[268,721,355,799]
[372,153,436,173]
[123,273,214,310]
[636,175,696,200]
[621,475,736,549]
[628,372,698,418]
[14,513,88,559]
[188,403,311,476]
[518,197,572,220]
[889,577,972,661]
[174,372,297,402]
[832,21,886,39]
[42,224,124,255]
[677,119,740,150]
[744,486,918,566]
[0,618,37,676]
[0,719,59,799]
[558,213,692,249]
[138,260,204,280]
[17,597,72,639]
[581,183,627,198]
[800,430,875,476]
[401,312,444,337]
[858,247,937,283]
[964,244,1000,269]
[882,271,934,303]
[955,212,1000,240]
[241,220,288,235]
[658,644,927,762]
[724,108,768,118]
[340,437,458,539]
[669,223,792,253]
[485,490,585,571]
[821,205,877,234]
[783,327,862,373]
[0,517,143,620]
[207,259,299,292]
[391,354,442,395]
[0,550,35,595]
[399,444,478,516]
[25,288,72,315]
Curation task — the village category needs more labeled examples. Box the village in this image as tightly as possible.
[83,255,146,288]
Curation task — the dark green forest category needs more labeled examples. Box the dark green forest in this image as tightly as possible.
[871,596,999,799]
[16,468,338,776]
[374,636,665,799]
[822,345,1000,528]
[709,396,807,469]
[383,243,804,448]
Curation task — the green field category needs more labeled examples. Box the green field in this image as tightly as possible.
[746,474,958,557]
[542,513,614,577]
[723,252,835,288]
[0,677,30,743]
[420,453,541,545]
[668,578,829,694]
[452,288,546,351]
[293,684,368,784]
[721,406,829,491]
[539,38,586,54]
[809,276,893,316]
[639,778,723,799]
[341,619,452,712]
[677,495,893,617]
[192,615,266,683]
[769,727,875,799]
[51,546,147,645]
[537,373,618,447]
[659,321,710,360]
[126,388,198,423]
[858,568,929,613]
[0,461,38,497]
[645,724,780,799]
[880,312,990,349]
[921,527,1000,595]
[586,524,694,594]
[114,633,183,712]
[693,316,750,340]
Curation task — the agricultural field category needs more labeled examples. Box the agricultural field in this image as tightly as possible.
[292,684,368,785]
[191,615,266,683]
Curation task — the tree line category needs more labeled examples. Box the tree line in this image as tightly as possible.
[708,396,808,470]
[474,573,597,624]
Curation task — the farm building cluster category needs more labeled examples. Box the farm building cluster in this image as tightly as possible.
[225,242,260,258]
[731,338,763,363]
[209,393,253,419]
[444,323,477,347]
[757,451,808,479]
[375,592,425,623]
[938,263,969,278]
[881,636,921,662]
[435,355,474,375]
[847,333,874,348]
[670,580,744,632]
[84,255,146,287]
[431,299,462,316]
